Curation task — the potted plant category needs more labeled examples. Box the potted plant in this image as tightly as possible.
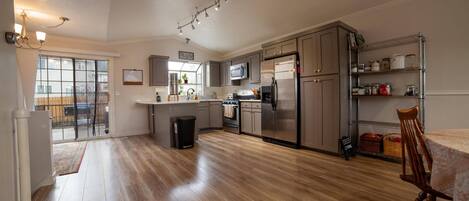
[181,73,189,84]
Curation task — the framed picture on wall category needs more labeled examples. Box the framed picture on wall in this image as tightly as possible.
[178,51,195,61]
[122,69,143,85]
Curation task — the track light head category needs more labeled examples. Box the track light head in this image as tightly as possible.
[179,29,183,35]
[215,1,220,11]
[205,9,209,18]
[191,23,195,30]
[196,17,201,25]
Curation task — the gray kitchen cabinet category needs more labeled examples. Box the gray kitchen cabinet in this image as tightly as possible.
[263,45,281,60]
[206,61,221,87]
[241,102,262,136]
[280,39,298,55]
[241,108,252,134]
[231,56,248,65]
[301,75,339,153]
[209,102,223,128]
[318,28,339,75]
[252,109,262,135]
[248,53,261,83]
[298,33,320,77]
[149,55,169,86]
[262,39,297,59]
[298,28,338,77]
[220,60,240,86]
[197,102,210,129]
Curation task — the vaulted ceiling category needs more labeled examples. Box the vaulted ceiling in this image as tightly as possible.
[14,0,393,54]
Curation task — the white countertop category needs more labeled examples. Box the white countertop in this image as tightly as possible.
[136,100,200,105]
[239,99,261,102]
[136,99,223,105]
[199,99,223,102]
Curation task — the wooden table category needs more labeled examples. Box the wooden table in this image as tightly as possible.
[426,129,469,201]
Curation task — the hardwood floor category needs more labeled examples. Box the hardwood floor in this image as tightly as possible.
[33,130,418,201]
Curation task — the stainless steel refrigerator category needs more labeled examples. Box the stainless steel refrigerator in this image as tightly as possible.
[261,55,299,146]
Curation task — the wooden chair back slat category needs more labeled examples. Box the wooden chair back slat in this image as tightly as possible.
[397,106,433,189]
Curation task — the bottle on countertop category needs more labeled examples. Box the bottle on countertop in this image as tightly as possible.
[156,92,161,102]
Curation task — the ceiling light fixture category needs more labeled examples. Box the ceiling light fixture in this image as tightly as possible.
[176,0,229,34]
[215,1,221,11]
[4,10,69,49]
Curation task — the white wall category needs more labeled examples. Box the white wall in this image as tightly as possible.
[15,35,222,138]
[225,0,469,131]
[109,38,221,137]
[0,0,19,200]
[339,0,469,130]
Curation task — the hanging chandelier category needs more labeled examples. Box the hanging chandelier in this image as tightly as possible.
[4,10,70,49]
[177,0,229,35]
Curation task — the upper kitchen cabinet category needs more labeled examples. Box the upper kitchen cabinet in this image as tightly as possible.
[149,55,170,86]
[205,61,221,87]
[298,33,320,77]
[318,28,339,75]
[220,60,240,86]
[248,52,261,83]
[262,39,297,59]
[299,28,339,77]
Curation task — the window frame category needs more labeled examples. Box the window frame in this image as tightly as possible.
[167,60,204,96]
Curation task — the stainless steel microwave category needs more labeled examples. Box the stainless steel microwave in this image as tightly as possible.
[230,63,248,80]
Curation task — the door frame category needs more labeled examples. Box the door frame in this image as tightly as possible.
[38,52,115,143]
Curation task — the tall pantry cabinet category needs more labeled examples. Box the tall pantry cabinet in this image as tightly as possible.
[298,23,356,154]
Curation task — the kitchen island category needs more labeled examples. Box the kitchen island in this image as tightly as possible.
[136,100,201,148]
[136,99,223,148]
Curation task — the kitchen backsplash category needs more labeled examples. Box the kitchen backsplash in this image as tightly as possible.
[221,80,260,99]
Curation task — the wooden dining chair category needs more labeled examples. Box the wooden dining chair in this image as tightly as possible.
[397,106,453,201]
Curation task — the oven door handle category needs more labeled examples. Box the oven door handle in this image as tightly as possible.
[222,104,238,108]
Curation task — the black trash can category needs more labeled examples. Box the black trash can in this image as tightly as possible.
[173,116,196,149]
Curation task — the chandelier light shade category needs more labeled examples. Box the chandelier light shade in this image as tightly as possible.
[14,24,22,34]
[4,10,69,49]
[36,31,46,42]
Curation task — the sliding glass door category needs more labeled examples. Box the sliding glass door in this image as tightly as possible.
[34,56,110,143]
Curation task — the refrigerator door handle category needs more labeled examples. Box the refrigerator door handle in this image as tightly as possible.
[271,78,276,110]
[274,80,278,109]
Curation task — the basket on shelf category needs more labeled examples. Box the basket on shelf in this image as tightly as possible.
[383,133,402,158]
[359,133,384,153]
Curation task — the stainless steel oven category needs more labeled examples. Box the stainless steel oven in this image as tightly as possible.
[230,63,248,80]
[222,99,240,134]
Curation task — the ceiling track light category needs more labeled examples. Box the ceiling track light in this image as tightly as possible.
[176,0,228,34]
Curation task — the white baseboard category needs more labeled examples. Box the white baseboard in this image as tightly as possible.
[426,90,469,96]
[32,175,55,194]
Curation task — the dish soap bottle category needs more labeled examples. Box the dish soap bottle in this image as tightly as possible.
[156,92,161,102]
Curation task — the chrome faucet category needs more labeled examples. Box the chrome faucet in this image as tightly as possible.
[186,88,196,100]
